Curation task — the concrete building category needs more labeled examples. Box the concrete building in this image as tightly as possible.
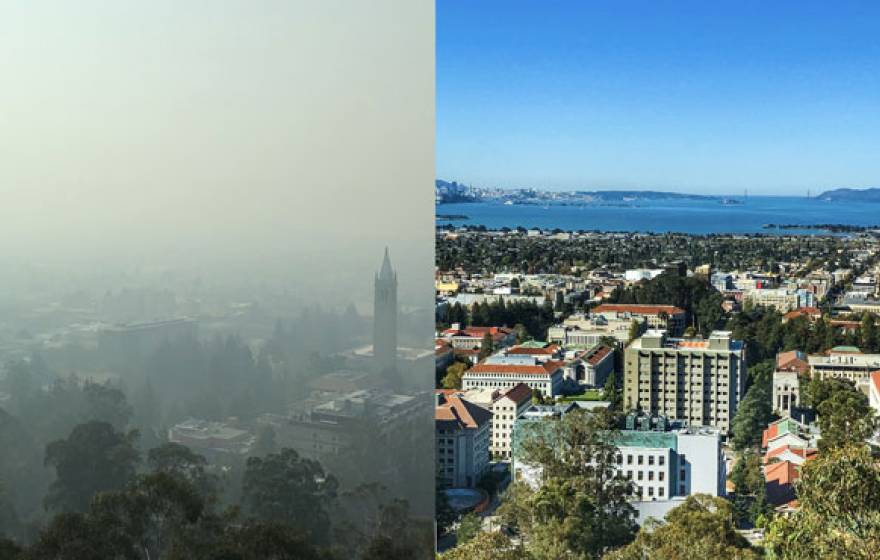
[168,417,255,459]
[624,330,747,433]
[512,410,725,525]
[592,304,687,336]
[581,344,615,387]
[808,346,880,388]
[489,383,533,460]
[267,389,427,462]
[549,313,645,347]
[743,288,803,313]
[436,390,492,488]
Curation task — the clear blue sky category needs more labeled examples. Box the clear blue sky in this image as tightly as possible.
[437,1,880,195]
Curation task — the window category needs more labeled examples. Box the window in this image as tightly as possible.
[627,455,633,465]
[659,487,665,497]
[637,471,643,481]
[659,456,665,466]
[648,456,655,466]
[638,455,644,465]
[659,472,665,482]
[648,471,654,481]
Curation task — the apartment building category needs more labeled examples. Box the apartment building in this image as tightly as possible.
[623,330,747,433]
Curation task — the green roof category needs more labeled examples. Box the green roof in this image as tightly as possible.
[831,345,861,353]
[612,431,677,450]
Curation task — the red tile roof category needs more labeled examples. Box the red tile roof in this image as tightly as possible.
[776,351,810,375]
[765,445,818,463]
[507,345,559,356]
[466,361,562,376]
[501,383,533,405]
[434,392,492,430]
[593,303,686,316]
[871,371,880,396]
[585,345,613,365]
[762,423,779,449]
[765,460,800,506]
[783,307,821,321]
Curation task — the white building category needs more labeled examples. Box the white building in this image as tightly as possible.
[772,351,809,417]
[435,391,492,488]
[463,355,565,397]
[809,347,880,388]
[512,411,725,525]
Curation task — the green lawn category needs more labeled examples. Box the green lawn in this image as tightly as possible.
[558,389,604,402]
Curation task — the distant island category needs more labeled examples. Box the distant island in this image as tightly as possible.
[763,223,880,233]
[436,179,718,205]
[817,187,880,202]
[436,214,469,221]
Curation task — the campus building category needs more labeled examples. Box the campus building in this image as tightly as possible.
[435,390,492,488]
[808,346,880,388]
[623,330,747,433]
[591,304,687,336]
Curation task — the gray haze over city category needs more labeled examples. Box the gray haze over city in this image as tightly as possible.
[0,2,435,557]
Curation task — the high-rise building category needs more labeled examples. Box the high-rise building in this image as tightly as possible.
[373,247,398,373]
[624,330,747,433]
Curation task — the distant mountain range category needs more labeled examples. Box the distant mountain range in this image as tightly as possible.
[817,187,880,202]
[572,190,714,201]
[436,179,720,205]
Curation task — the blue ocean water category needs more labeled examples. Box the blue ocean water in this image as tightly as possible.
[436,197,880,235]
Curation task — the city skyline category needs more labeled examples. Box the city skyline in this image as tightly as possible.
[438,1,880,195]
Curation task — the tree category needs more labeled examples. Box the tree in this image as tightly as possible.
[81,382,133,430]
[602,371,622,411]
[728,450,770,526]
[730,361,775,451]
[860,313,878,353]
[456,511,482,545]
[478,333,495,361]
[87,472,205,559]
[605,494,759,559]
[764,444,880,559]
[147,442,217,503]
[241,448,338,544]
[627,320,641,344]
[253,425,278,457]
[439,531,531,560]
[514,323,530,344]
[209,521,335,560]
[44,421,140,513]
[442,362,468,390]
[815,386,875,451]
[499,410,637,558]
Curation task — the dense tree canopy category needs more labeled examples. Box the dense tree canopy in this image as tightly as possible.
[499,410,637,559]
[605,495,759,560]
[765,445,880,560]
